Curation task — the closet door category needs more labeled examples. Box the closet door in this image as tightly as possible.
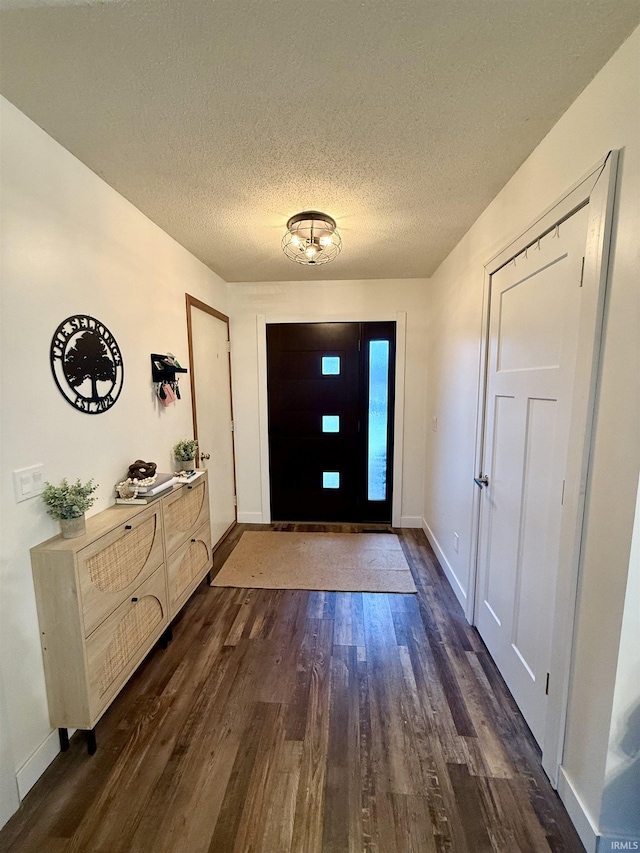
[475,206,588,745]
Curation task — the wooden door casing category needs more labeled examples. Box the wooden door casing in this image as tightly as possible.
[186,294,238,550]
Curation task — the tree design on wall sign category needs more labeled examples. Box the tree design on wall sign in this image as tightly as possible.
[64,330,117,401]
[50,315,124,414]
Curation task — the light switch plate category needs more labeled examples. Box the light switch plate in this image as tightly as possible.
[13,464,45,503]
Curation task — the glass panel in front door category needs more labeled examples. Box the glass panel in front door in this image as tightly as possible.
[367,340,390,501]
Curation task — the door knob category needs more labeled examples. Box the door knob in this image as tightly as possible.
[200,452,211,461]
[474,474,489,489]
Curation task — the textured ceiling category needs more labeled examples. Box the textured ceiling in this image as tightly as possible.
[1,1,638,282]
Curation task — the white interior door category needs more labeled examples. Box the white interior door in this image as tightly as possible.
[187,297,237,548]
[475,205,589,746]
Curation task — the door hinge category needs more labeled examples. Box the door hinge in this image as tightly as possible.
[233,495,237,506]
[545,672,550,695]
[230,420,234,432]
[226,340,231,352]
[579,256,585,287]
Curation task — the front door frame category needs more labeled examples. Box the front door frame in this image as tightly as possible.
[469,152,619,785]
[256,311,407,528]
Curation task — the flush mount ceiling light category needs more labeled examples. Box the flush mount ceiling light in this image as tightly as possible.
[282,211,342,266]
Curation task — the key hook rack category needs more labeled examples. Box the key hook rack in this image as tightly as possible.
[151,353,188,383]
[152,353,188,404]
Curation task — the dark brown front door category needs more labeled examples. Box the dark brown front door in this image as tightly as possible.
[267,321,395,522]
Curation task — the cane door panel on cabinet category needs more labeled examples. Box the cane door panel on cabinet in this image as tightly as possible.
[78,504,164,636]
[163,477,209,555]
[86,565,168,721]
[167,521,212,617]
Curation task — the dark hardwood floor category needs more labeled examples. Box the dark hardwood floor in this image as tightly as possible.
[0,525,585,852]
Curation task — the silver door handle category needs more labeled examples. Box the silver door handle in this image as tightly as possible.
[474,474,489,489]
[200,452,211,461]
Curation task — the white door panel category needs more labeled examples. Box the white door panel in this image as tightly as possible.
[477,206,588,745]
[497,256,568,373]
[483,393,521,629]
[189,303,236,547]
[511,397,560,689]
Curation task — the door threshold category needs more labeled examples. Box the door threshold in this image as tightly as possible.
[270,520,393,531]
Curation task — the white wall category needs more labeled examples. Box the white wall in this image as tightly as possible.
[422,27,640,842]
[0,97,228,825]
[228,278,429,526]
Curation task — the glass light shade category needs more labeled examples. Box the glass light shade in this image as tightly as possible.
[282,211,342,266]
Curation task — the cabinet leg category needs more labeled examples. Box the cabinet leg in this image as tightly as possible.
[86,729,97,755]
[59,728,69,752]
[160,626,173,649]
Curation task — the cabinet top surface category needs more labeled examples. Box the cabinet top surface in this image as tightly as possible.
[31,470,207,554]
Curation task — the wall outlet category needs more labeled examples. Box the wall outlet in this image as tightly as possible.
[13,464,45,503]
[453,532,459,553]
[432,416,438,432]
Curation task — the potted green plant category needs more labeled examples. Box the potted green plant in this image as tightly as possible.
[41,478,98,539]
[173,438,198,471]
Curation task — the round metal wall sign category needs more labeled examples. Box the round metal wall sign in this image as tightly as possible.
[50,315,124,414]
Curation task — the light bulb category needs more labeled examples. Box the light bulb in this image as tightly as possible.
[305,245,318,258]
[319,235,333,248]
[291,234,302,247]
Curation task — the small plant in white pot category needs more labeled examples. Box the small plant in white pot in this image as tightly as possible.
[41,478,98,539]
[173,438,198,471]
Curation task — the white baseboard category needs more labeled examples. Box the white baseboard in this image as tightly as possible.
[421,518,467,609]
[16,728,60,800]
[399,516,423,528]
[558,767,599,853]
[237,511,264,524]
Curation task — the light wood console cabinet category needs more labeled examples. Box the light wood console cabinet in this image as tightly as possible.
[30,472,212,749]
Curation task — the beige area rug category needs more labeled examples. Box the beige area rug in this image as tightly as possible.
[212,531,417,593]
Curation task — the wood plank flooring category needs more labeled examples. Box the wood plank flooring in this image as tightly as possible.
[0,525,585,853]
